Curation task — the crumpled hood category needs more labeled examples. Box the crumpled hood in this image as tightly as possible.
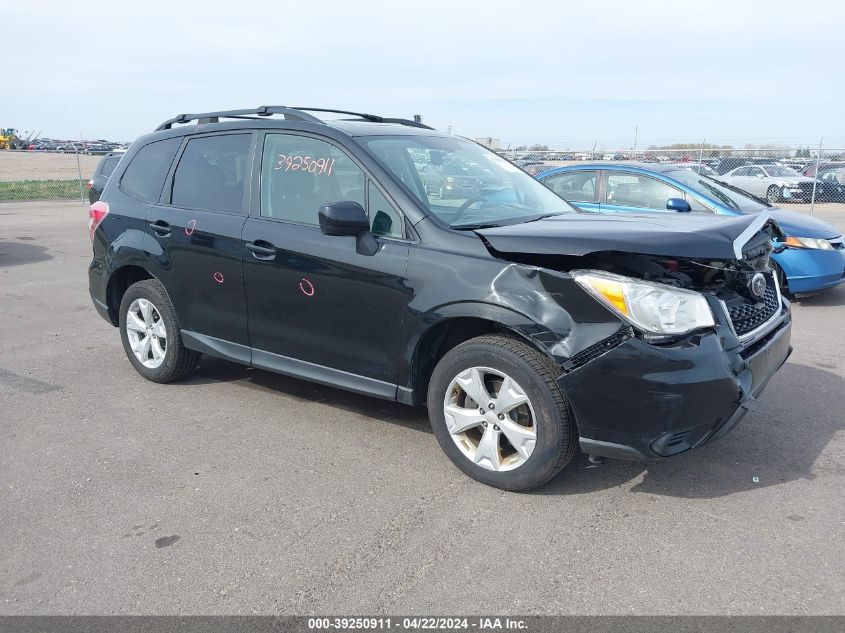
[769,208,841,239]
[477,211,782,260]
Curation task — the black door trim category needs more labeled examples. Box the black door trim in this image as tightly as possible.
[181,329,399,401]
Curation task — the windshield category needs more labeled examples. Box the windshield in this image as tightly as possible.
[763,165,800,177]
[665,169,769,214]
[362,135,575,228]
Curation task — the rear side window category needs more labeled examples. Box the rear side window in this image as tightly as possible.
[543,171,597,203]
[100,155,121,178]
[171,134,252,213]
[261,133,365,225]
[120,138,181,203]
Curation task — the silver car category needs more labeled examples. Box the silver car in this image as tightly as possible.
[720,163,821,203]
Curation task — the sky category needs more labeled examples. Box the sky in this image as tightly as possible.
[2,0,844,149]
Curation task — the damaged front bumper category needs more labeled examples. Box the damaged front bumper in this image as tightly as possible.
[559,307,792,461]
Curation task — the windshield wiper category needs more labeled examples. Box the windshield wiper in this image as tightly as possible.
[523,212,565,222]
[452,222,503,230]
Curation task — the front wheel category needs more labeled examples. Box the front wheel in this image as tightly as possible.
[427,334,576,491]
[119,279,201,383]
[767,185,782,203]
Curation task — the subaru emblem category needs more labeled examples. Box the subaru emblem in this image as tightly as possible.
[749,273,767,299]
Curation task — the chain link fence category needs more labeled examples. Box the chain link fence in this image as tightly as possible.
[0,148,108,205]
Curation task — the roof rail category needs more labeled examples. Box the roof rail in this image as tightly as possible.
[287,107,434,130]
[155,106,433,131]
[155,106,321,131]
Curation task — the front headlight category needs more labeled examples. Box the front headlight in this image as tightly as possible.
[784,236,833,250]
[571,270,715,336]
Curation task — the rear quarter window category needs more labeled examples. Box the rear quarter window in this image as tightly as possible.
[100,155,121,178]
[119,138,181,203]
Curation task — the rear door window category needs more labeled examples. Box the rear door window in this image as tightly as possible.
[119,137,181,203]
[171,134,252,213]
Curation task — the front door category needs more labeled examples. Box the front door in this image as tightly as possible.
[242,132,410,396]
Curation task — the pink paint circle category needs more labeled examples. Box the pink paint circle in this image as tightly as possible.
[299,278,315,297]
[213,272,224,284]
[185,219,197,236]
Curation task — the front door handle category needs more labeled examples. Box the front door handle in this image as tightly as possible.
[246,240,277,260]
[150,220,171,236]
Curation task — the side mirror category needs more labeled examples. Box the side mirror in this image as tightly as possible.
[666,198,691,213]
[318,200,379,256]
[318,201,369,236]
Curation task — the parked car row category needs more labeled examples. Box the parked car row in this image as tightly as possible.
[25,138,129,154]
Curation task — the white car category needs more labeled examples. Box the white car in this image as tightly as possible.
[720,163,820,203]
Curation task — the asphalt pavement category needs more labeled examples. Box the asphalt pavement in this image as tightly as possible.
[1,201,843,615]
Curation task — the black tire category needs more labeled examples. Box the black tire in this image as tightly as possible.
[427,334,576,491]
[766,185,781,203]
[118,279,201,383]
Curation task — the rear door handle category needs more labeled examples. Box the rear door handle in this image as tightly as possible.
[150,220,171,236]
[246,240,277,260]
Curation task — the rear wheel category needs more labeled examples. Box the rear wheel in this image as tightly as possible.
[427,334,576,491]
[119,279,201,383]
[767,185,781,203]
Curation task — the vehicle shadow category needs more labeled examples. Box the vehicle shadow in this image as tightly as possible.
[791,283,845,308]
[537,361,844,499]
[185,355,432,435]
[0,240,52,268]
[184,358,842,498]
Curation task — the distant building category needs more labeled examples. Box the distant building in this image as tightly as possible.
[474,137,501,150]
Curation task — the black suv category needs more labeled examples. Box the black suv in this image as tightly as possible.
[88,106,792,491]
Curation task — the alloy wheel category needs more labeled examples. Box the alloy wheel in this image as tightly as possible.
[443,366,537,472]
[125,298,167,369]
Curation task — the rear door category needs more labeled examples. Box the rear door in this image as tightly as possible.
[146,132,254,347]
[241,131,410,394]
[541,170,600,211]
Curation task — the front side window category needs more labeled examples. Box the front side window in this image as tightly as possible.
[261,134,365,225]
[605,173,683,210]
[368,181,403,238]
[543,171,597,203]
[171,134,251,213]
[363,135,575,229]
[120,137,181,203]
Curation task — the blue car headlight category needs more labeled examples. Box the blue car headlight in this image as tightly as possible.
[785,237,834,250]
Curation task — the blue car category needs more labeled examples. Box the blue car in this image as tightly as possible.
[536,163,845,296]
